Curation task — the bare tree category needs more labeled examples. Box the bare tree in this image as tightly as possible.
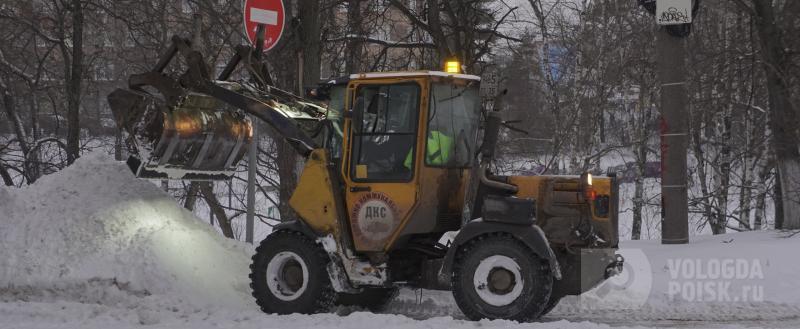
[729,0,800,229]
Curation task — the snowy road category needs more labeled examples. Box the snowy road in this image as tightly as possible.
[2,153,799,329]
[2,297,799,329]
[383,289,800,328]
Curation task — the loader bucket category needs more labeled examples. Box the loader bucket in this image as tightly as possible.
[109,88,253,181]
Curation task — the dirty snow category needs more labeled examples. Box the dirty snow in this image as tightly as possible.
[1,152,799,329]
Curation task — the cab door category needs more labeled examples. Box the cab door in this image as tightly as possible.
[341,79,426,252]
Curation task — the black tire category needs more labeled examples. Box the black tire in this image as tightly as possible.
[451,233,553,322]
[335,287,399,312]
[250,230,336,314]
[540,296,562,316]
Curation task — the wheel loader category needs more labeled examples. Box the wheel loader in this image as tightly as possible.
[108,33,623,321]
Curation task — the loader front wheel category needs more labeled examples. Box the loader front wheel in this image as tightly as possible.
[250,230,336,314]
[452,234,553,322]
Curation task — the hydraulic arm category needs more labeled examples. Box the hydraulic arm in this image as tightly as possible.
[108,35,326,180]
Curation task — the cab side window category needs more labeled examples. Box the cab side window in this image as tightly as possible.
[426,83,480,168]
[350,83,420,181]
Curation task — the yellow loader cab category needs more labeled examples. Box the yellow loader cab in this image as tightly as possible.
[107,38,622,322]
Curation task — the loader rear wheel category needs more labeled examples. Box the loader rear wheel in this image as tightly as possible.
[452,234,553,322]
[335,287,399,312]
[250,230,336,314]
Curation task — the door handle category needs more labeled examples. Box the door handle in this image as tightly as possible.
[349,186,371,192]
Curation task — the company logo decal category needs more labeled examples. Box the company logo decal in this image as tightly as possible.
[351,192,400,241]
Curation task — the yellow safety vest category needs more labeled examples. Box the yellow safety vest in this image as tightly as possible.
[404,131,454,168]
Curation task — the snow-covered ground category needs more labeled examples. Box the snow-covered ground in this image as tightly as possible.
[1,153,798,328]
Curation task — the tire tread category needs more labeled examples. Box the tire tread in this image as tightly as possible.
[451,233,553,322]
[249,230,336,314]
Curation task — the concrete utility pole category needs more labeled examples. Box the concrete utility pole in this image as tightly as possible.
[657,29,689,244]
[642,0,695,244]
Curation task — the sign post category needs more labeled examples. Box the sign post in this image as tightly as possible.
[246,123,257,244]
[243,0,285,243]
[480,70,498,111]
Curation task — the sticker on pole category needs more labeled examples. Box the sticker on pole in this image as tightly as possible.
[656,0,692,25]
[243,0,285,52]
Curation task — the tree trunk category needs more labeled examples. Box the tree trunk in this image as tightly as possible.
[0,163,13,186]
[631,102,649,240]
[739,108,757,230]
[751,0,800,229]
[1,81,30,156]
[753,192,765,230]
[299,0,320,90]
[268,0,321,223]
[739,170,753,230]
[183,182,200,211]
[426,0,450,61]
[692,102,714,234]
[0,80,33,184]
[632,174,644,240]
[27,96,40,182]
[712,114,732,234]
[345,0,364,73]
[774,171,784,229]
[276,140,298,221]
[114,129,123,161]
[776,160,800,229]
[199,182,235,239]
[753,160,772,230]
[66,0,84,164]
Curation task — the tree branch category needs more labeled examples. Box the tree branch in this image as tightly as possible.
[475,29,523,43]
[0,49,36,83]
[0,162,14,186]
[326,35,436,49]
[387,0,431,32]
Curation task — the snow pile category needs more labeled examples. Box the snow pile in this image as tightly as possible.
[0,152,254,310]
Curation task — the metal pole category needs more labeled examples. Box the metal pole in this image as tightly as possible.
[246,121,257,244]
[658,27,689,244]
[297,51,304,95]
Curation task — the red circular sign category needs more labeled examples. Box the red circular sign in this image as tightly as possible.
[243,0,285,52]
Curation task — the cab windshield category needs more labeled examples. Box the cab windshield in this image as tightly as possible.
[350,82,420,181]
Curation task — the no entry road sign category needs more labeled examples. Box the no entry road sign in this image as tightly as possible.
[243,0,285,52]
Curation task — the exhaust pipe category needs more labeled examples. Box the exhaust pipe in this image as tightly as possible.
[479,111,517,193]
